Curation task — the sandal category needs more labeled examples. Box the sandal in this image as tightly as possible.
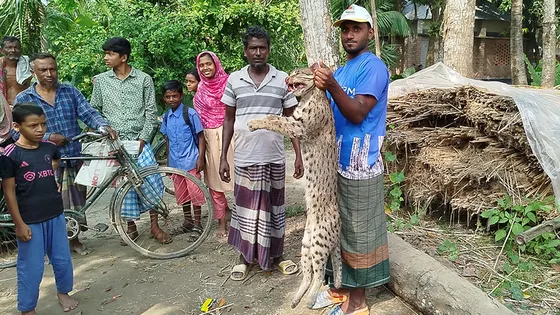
[277,260,299,275]
[189,225,203,240]
[151,228,173,244]
[311,290,348,309]
[231,264,252,281]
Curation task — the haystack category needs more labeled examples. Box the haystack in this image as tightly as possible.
[386,86,553,223]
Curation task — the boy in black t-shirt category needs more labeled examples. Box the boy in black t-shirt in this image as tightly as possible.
[0,103,78,314]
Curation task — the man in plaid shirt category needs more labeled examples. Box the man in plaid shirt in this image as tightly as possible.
[15,52,117,255]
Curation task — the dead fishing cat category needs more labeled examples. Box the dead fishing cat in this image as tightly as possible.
[247,67,342,309]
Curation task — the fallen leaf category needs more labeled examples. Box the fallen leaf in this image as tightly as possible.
[217,298,226,307]
[552,264,560,273]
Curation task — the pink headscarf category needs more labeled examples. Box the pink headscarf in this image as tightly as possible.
[193,51,229,129]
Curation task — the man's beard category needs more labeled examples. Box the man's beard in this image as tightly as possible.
[343,42,368,55]
[250,62,267,69]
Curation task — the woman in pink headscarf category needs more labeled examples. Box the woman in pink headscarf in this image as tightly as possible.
[193,51,234,237]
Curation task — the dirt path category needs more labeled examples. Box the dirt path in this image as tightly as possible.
[0,150,416,315]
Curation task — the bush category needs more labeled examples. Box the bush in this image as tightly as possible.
[46,0,306,111]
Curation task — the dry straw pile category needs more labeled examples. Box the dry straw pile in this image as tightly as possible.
[386,86,552,224]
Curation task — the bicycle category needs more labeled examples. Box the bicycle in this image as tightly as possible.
[0,131,214,268]
[85,122,168,199]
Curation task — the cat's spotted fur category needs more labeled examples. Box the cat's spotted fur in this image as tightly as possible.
[247,68,342,309]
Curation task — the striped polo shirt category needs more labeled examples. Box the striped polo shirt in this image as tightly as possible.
[221,64,298,167]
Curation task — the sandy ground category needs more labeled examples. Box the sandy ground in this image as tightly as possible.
[0,150,417,315]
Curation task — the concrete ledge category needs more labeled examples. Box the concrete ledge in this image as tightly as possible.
[387,233,514,315]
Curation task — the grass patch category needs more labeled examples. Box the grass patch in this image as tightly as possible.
[286,205,305,217]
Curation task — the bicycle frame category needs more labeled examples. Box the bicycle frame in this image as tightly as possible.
[0,136,170,227]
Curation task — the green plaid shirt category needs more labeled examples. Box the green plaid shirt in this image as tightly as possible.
[91,67,157,142]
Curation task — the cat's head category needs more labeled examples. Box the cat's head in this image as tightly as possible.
[286,68,315,98]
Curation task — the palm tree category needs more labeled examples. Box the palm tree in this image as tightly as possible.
[331,0,411,67]
[0,0,46,53]
[0,0,110,54]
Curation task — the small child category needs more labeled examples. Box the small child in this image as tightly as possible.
[160,80,206,238]
[0,103,78,314]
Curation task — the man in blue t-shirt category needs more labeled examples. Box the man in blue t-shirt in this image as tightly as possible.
[312,4,390,315]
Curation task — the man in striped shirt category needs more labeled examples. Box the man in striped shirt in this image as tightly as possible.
[219,26,303,280]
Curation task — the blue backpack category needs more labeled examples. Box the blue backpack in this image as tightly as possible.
[163,106,199,147]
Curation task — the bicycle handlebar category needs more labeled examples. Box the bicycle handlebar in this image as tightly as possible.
[71,132,107,142]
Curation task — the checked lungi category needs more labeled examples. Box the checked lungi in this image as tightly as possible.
[120,144,164,221]
[227,163,286,271]
[325,173,390,288]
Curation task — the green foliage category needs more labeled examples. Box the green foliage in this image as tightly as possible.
[45,0,306,109]
[437,239,459,261]
[482,195,560,263]
[522,53,560,86]
[387,170,405,213]
[0,0,46,53]
[480,195,560,301]
[390,66,416,81]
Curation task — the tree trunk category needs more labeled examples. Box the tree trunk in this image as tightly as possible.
[370,0,381,57]
[298,0,340,67]
[541,0,557,88]
[510,0,528,85]
[442,0,476,77]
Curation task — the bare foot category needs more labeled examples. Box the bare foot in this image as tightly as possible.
[151,227,173,244]
[57,293,79,312]
[69,239,91,256]
[216,219,227,237]
[21,310,38,315]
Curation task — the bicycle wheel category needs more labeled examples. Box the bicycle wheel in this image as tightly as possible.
[153,140,167,166]
[111,166,214,259]
[152,141,176,195]
[0,219,17,268]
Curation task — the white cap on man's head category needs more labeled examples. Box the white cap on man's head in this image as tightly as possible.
[333,4,373,28]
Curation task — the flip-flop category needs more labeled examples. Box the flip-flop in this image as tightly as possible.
[277,260,299,275]
[189,225,203,240]
[327,305,369,315]
[311,290,348,309]
[230,264,251,281]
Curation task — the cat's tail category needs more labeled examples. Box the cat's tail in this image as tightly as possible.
[331,242,343,289]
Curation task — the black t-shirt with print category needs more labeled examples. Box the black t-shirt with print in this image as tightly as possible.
[0,142,63,224]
